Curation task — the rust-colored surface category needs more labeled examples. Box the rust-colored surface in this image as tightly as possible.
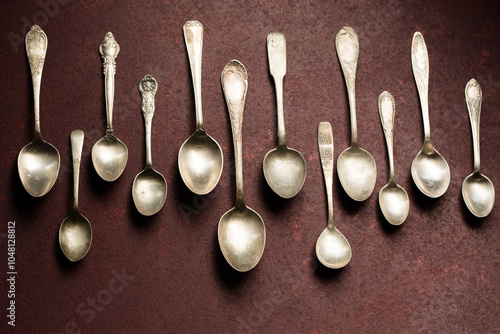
[1,0,499,333]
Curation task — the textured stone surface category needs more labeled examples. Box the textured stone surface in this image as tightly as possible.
[1,0,499,332]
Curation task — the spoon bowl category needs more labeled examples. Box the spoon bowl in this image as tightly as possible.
[18,138,60,197]
[379,182,409,226]
[178,130,223,194]
[263,147,306,199]
[133,168,167,216]
[411,143,450,198]
[462,172,495,218]
[59,211,92,262]
[316,227,352,269]
[337,146,377,201]
[92,136,128,181]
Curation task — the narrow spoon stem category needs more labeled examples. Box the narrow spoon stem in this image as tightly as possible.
[99,32,120,133]
[184,21,204,131]
[318,122,335,229]
[465,79,482,172]
[221,60,248,209]
[26,25,47,138]
[412,32,431,141]
[378,91,396,181]
[139,75,158,168]
[71,130,84,212]
[267,32,287,146]
[336,27,359,146]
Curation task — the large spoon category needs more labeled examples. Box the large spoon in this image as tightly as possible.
[59,130,92,262]
[92,32,128,182]
[219,60,265,272]
[263,32,307,198]
[316,122,351,269]
[178,21,223,195]
[335,27,377,201]
[378,92,409,225]
[410,32,450,198]
[462,79,495,217]
[18,25,60,197]
[132,75,167,216]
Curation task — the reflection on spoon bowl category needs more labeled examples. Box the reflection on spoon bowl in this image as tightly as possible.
[263,147,306,199]
[379,182,409,226]
[411,143,450,198]
[337,146,377,201]
[462,172,495,218]
[59,211,92,262]
[316,227,351,269]
[132,168,167,216]
[178,129,223,195]
[92,136,128,182]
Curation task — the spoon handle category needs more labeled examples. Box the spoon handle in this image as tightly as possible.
[221,60,248,208]
[267,31,287,146]
[411,32,431,141]
[184,20,204,131]
[99,32,120,133]
[70,130,84,212]
[138,75,158,168]
[26,25,47,138]
[335,27,359,146]
[465,78,482,172]
[318,122,335,229]
[378,91,396,181]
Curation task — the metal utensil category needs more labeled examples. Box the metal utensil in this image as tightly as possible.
[18,25,60,197]
[219,60,265,272]
[92,32,128,182]
[132,75,167,216]
[335,27,377,201]
[462,79,495,217]
[263,32,307,198]
[378,92,409,225]
[410,32,450,198]
[178,20,223,195]
[59,130,92,262]
[315,122,351,269]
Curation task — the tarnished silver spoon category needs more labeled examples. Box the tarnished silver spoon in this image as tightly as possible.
[178,21,223,195]
[59,130,92,262]
[335,27,377,201]
[263,32,306,198]
[18,25,60,197]
[316,122,351,269]
[219,60,265,272]
[462,79,495,217]
[92,32,128,182]
[132,75,167,216]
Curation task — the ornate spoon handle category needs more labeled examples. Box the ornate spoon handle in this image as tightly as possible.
[378,91,396,181]
[267,31,287,146]
[71,130,84,212]
[99,32,120,134]
[465,78,482,172]
[139,75,158,168]
[26,25,47,137]
[221,60,248,208]
[411,32,431,141]
[318,122,334,229]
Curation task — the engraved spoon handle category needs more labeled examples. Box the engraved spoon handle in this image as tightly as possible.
[267,31,287,146]
[71,130,84,212]
[336,27,359,146]
[26,25,47,138]
[99,32,120,132]
[184,20,204,130]
[318,122,335,229]
[465,78,482,172]
[378,91,396,181]
[411,32,431,141]
[139,75,158,168]
[221,60,248,208]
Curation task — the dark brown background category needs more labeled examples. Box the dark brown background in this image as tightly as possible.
[1,0,500,333]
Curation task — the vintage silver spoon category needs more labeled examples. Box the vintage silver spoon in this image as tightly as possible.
[335,27,377,201]
[18,25,60,197]
[59,130,92,262]
[316,122,351,269]
[378,92,409,226]
[410,32,450,198]
[462,79,495,217]
[219,60,265,272]
[178,21,223,195]
[263,32,307,198]
[132,75,167,216]
[92,32,128,182]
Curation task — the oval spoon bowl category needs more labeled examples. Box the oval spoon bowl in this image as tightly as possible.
[337,146,377,201]
[462,172,495,218]
[132,168,167,216]
[59,211,92,262]
[92,136,128,181]
[411,144,450,198]
[316,228,352,269]
[263,147,306,199]
[379,183,409,226]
